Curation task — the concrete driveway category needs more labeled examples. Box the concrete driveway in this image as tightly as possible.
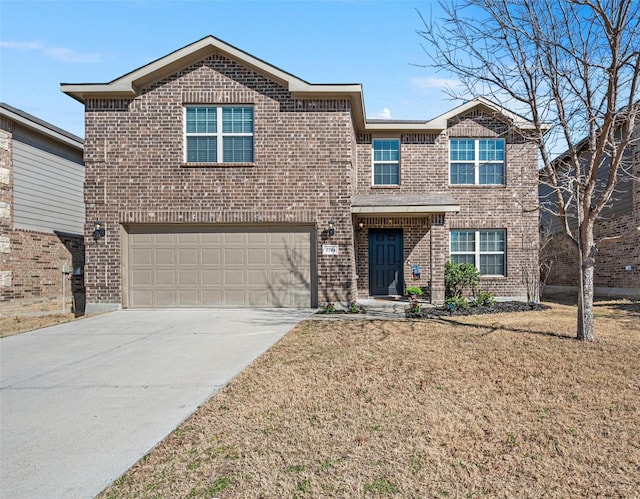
[0,308,310,498]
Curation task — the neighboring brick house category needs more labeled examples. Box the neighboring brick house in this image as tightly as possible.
[540,113,640,299]
[61,36,540,313]
[0,103,85,314]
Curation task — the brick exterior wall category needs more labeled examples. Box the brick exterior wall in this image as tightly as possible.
[542,124,640,297]
[83,55,358,309]
[0,122,85,315]
[80,48,540,309]
[355,110,540,301]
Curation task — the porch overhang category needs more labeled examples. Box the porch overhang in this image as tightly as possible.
[351,194,460,215]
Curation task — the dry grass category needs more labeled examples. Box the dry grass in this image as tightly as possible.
[0,312,77,337]
[101,300,640,498]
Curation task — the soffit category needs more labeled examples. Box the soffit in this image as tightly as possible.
[351,193,460,214]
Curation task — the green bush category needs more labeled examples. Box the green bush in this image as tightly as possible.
[475,290,497,307]
[445,296,470,311]
[445,261,480,299]
[322,302,336,313]
[405,286,424,297]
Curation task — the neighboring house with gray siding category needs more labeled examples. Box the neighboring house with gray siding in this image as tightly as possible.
[539,113,640,298]
[0,103,85,314]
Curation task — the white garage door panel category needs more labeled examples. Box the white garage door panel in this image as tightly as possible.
[128,226,313,308]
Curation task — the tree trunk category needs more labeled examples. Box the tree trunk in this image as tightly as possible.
[577,228,596,342]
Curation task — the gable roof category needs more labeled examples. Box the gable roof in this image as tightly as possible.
[61,35,537,134]
[0,102,83,150]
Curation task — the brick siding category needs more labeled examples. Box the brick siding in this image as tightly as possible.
[83,55,358,308]
[541,121,640,297]
[355,110,540,301]
[81,52,539,308]
[0,121,85,314]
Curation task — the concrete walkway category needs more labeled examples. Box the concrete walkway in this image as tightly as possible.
[0,308,310,499]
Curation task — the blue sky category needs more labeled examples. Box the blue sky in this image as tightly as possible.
[0,0,464,138]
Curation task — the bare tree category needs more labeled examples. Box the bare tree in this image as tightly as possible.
[418,0,640,341]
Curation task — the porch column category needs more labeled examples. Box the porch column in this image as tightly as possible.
[430,216,447,304]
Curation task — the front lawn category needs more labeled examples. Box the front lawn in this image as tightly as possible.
[101,300,640,498]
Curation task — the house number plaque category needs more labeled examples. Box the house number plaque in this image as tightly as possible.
[322,245,339,256]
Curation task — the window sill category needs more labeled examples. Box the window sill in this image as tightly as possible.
[180,162,255,168]
[371,184,401,189]
[480,275,506,279]
[449,184,506,188]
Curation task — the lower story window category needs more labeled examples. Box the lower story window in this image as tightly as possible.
[450,229,506,276]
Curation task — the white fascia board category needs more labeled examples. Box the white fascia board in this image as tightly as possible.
[62,36,307,103]
[60,82,136,101]
[426,97,538,130]
[364,122,443,132]
[351,204,460,214]
[0,107,83,149]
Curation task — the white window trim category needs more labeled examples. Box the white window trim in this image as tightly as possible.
[449,138,505,185]
[450,229,506,277]
[372,138,401,186]
[184,105,253,163]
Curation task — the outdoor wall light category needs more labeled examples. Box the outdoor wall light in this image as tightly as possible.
[358,221,365,230]
[328,220,336,237]
[93,220,106,241]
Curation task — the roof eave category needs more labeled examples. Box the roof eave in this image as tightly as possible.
[0,103,83,149]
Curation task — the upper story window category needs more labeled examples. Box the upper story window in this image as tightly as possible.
[449,138,505,185]
[185,106,254,163]
[372,139,400,185]
[450,229,506,276]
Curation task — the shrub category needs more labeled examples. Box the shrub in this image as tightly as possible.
[405,286,423,315]
[348,301,361,314]
[445,261,480,299]
[405,286,424,297]
[322,302,336,314]
[445,296,470,311]
[475,290,497,307]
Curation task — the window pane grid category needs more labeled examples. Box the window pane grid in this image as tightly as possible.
[451,163,475,184]
[450,230,506,276]
[223,137,253,163]
[185,106,254,163]
[452,254,476,266]
[479,163,505,184]
[480,230,505,252]
[450,230,475,252]
[450,138,505,185]
[480,254,505,275]
[373,139,400,185]
[479,139,504,161]
[186,137,217,162]
[450,139,475,161]
[186,107,217,133]
[374,163,399,185]
[222,107,254,133]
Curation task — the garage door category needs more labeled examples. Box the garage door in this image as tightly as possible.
[127,225,314,308]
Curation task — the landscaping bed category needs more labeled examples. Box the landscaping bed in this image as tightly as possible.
[407,300,550,318]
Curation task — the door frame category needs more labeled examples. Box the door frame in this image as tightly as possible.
[368,228,404,296]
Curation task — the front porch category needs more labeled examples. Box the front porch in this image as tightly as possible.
[351,194,460,304]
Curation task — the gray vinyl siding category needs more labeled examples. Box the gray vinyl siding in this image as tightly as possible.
[12,139,85,234]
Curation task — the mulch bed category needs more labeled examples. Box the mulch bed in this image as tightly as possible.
[407,301,550,318]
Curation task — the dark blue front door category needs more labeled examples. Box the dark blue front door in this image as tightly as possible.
[369,229,403,296]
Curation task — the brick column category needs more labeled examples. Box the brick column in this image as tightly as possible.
[430,214,447,304]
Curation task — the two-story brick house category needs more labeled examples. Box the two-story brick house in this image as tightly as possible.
[62,36,540,313]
